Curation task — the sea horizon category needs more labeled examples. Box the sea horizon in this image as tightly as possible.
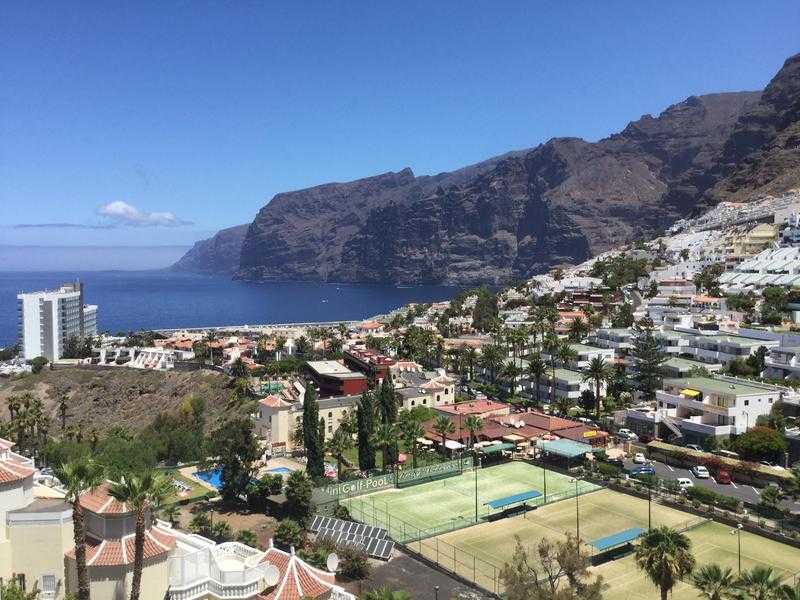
[0,270,462,346]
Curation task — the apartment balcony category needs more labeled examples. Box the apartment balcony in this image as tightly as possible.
[676,416,735,437]
[656,390,733,418]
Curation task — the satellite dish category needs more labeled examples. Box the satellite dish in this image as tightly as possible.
[263,564,280,587]
[326,552,340,573]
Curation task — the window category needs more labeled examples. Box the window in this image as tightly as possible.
[328,425,332,433]
[411,400,415,407]
[41,575,56,594]
[422,399,427,405]
[436,394,440,402]
[744,400,749,406]
[328,412,333,418]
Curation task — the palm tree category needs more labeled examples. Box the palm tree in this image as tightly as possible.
[361,586,412,600]
[327,428,354,481]
[558,342,578,369]
[432,415,455,455]
[58,393,69,430]
[736,566,783,600]
[635,526,696,600]
[582,356,611,419]
[527,356,547,410]
[372,423,396,471]
[780,582,800,600]
[568,317,589,342]
[542,334,561,404]
[108,471,172,600]
[479,344,504,384]
[501,361,522,397]
[466,348,478,381]
[160,504,181,527]
[691,564,735,600]
[398,418,425,468]
[463,415,484,449]
[54,458,104,600]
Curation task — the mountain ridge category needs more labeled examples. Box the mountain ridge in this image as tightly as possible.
[173,53,800,284]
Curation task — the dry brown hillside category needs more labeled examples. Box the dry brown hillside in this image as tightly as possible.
[0,367,237,435]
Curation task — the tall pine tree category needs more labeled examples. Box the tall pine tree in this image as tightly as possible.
[631,318,667,402]
[378,374,398,425]
[302,382,325,479]
[356,390,377,471]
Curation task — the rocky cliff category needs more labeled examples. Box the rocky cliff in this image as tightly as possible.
[171,224,248,274]
[174,53,800,284]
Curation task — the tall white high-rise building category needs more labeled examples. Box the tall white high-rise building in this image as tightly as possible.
[17,282,98,361]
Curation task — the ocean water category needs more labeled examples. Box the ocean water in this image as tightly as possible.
[0,270,460,346]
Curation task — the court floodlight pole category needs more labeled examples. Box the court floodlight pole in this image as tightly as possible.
[475,457,482,523]
[570,477,580,542]
[731,524,743,574]
[543,465,547,504]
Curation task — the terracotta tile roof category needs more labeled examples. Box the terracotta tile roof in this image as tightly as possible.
[435,400,507,416]
[79,482,131,514]
[259,546,337,600]
[0,438,16,451]
[0,458,35,484]
[66,525,175,567]
[260,395,291,409]
[520,412,581,432]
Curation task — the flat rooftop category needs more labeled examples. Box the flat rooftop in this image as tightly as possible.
[306,360,365,379]
[665,376,783,396]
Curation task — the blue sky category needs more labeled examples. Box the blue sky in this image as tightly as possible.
[1,1,798,252]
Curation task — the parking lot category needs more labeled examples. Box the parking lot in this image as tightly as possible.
[620,456,800,512]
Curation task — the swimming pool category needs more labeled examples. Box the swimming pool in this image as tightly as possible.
[267,467,292,474]
[195,468,223,489]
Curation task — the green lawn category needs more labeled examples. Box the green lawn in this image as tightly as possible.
[342,461,598,540]
[160,469,212,505]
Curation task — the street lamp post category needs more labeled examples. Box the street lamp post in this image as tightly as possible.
[731,524,743,573]
[434,585,440,600]
[543,464,548,504]
[647,480,652,530]
[570,477,580,541]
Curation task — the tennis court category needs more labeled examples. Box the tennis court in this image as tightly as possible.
[598,520,800,600]
[431,488,695,569]
[342,461,598,541]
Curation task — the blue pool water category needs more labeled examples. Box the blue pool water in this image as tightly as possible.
[196,468,223,489]
[267,467,292,474]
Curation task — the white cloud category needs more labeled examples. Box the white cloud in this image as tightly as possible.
[96,201,192,227]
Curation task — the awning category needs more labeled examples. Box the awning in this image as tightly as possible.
[537,439,597,458]
[444,440,464,450]
[416,438,434,446]
[479,442,516,454]
[502,434,525,443]
[680,388,701,398]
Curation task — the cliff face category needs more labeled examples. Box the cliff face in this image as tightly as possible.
[171,224,248,274]
[174,53,800,284]
[234,92,758,284]
[703,53,800,206]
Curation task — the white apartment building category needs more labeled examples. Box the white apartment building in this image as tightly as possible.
[17,282,98,361]
[654,376,785,442]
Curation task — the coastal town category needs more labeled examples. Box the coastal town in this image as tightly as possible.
[0,191,799,599]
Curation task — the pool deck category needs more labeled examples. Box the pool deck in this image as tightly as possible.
[181,456,305,493]
[180,465,219,493]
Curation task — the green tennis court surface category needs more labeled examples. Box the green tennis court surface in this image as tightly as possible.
[425,488,800,598]
[342,461,598,540]
[598,520,800,600]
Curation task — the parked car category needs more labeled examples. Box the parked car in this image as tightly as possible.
[676,477,693,491]
[685,444,703,452]
[712,449,740,459]
[633,452,647,464]
[759,461,785,471]
[717,470,732,484]
[691,465,710,479]
[617,428,639,441]
[629,466,656,477]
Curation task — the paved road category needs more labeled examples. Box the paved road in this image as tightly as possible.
[621,457,800,513]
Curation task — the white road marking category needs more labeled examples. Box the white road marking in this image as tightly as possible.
[730,481,738,489]
[666,465,675,472]
[751,486,760,495]
[710,477,717,485]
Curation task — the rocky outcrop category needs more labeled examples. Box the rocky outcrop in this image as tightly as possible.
[171,224,248,274]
